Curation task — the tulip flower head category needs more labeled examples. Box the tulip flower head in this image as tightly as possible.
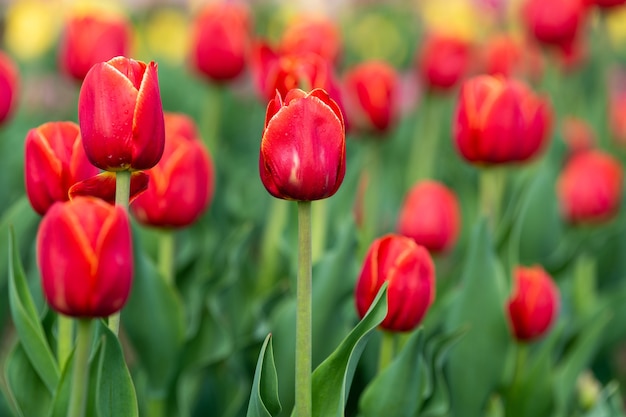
[78,56,165,171]
[522,0,588,50]
[453,75,552,165]
[0,50,19,125]
[37,196,133,317]
[355,234,436,332]
[507,265,560,342]
[259,88,346,201]
[279,15,342,64]
[24,121,100,216]
[417,32,472,91]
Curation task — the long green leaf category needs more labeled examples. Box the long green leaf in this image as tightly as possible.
[246,334,282,417]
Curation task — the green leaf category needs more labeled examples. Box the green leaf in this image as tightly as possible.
[4,342,53,417]
[310,283,388,417]
[445,218,511,417]
[246,334,282,417]
[96,323,138,417]
[7,228,59,393]
[358,328,425,417]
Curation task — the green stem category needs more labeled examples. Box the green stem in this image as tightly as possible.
[573,253,597,316]
[295,201,312,417]
[159,229,175,286]
[311,199,327,264]
[201,82,222,156]
[406,92,441,186]
[361,140,382,251]
[67,319,94,417]
[57,314,73,369]
[511,342,528,390]
[146,394,166,417]
[479,167,505,230]
[378,331,397,373]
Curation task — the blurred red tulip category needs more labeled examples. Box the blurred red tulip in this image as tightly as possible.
[58,13,131,81]
[0,51,19,125]
[453,75,552,165]
[417,32,472,91]
[610,87,626,147]
[397,180,461,253]
[507,265,560,342]
[279,15,342,64]
[557,149,623,224]
[523,0,588,49]
[259,88,345,201]
[190,1,251,82]
[78,56,165,171]
[590,0,626,8]
[480,34,543,81]
[355,234,435,332]
[24,121,100,216]
[37,196,133,317]
[131,113,215,228]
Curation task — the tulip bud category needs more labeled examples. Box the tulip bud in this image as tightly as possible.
[557,150,623,224]
[59,12,131,81]
[131,113,215,228]
[417,32,472,91]
[397,180,461,253]
[522,0,588,49]
[259,88,346,201]
[507,265,560,342]
[37,196,133,317]
[453,75,552,165]
[355,234,436,332]
[0,50,19,125]
[343,60,399,133]
[78,56,165,171]
[190,2,251,82]
[279,15,342,64]
[24,121,100,216]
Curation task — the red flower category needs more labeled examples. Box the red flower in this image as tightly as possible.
[0,51,19,125]
[590,0,626,8]
[190,1,251,82]
[480,34,543,81]
[397,180,461,253]
[24,121,100,216]
[131,113,215,228]
[58,13,131,81]
[523,0,588,49]
[355,234,436,332]
[507,265,560,342]
[453,75,552,165]
[343,60,399,133]
[259,88,345,201]
[78,56,165,171]
[417,32,472,91]
[278,15,342,64]
[37,196,133,317]
[557,149,623,224]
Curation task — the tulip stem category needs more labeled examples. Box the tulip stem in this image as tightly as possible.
[159,229,175,286]
[479,167,505,230]
[68,319,94,417]
[296,200,312,417]
[57,314,73,369]
[378,331,397,373]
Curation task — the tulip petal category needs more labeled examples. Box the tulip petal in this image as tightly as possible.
[69,171,150,204]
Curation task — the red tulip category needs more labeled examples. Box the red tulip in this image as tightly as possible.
[557,149,623,224]
[397,180,461,253]
[259,88,345,201]
[78,56,165,171]
[480,35,543,81]
[37,196,133,317]
[355,234,435,332]
[417,32,472,91]
[453,75,552,165]
[590,0,626,8]
[610,87,626,147]
[0,50,19,125]
[279,15,342,64]
[343,60,399,133]
[522,0,588,49]
[131,113,215,228]
[190,1,251,82]
[24,121,100,216]
[58,13,131,81]
[507,265,560,342]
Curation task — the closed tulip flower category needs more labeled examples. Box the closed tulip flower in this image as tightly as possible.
[78,56,165,171]
[453,75,552,165]
[557,149,623,224]
[131,113,215,228]
[279,15,342,64]
[59,12,131,81]
[417,32,472,91]
[24,121,100,216]
[507,266,560,342]
[397,180,461,253]
[355,234,435,332]
[0,50,19,125]
[37,196,133,317]
[259,88,345,201]
[190,1,251,82]
[522,0,588,49]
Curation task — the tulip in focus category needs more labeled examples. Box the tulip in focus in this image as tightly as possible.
[453,75,552,165]
[355,234,436,332]
[0,51,19,125]
[507,265,560,342]
[37,196,133,317]
[259,88,345,201]
[190,1,251,82]
[279,15,342,64]
[417,32,472,91]
[397,180,461,253]
[522,0,588,50]
[557,149,623,224]
[78,56,165,171]
[58,12,131,81]
[24,121,100,216]
[132,113,215,228]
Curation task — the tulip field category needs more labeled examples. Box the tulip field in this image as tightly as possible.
[3,0,626,416]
